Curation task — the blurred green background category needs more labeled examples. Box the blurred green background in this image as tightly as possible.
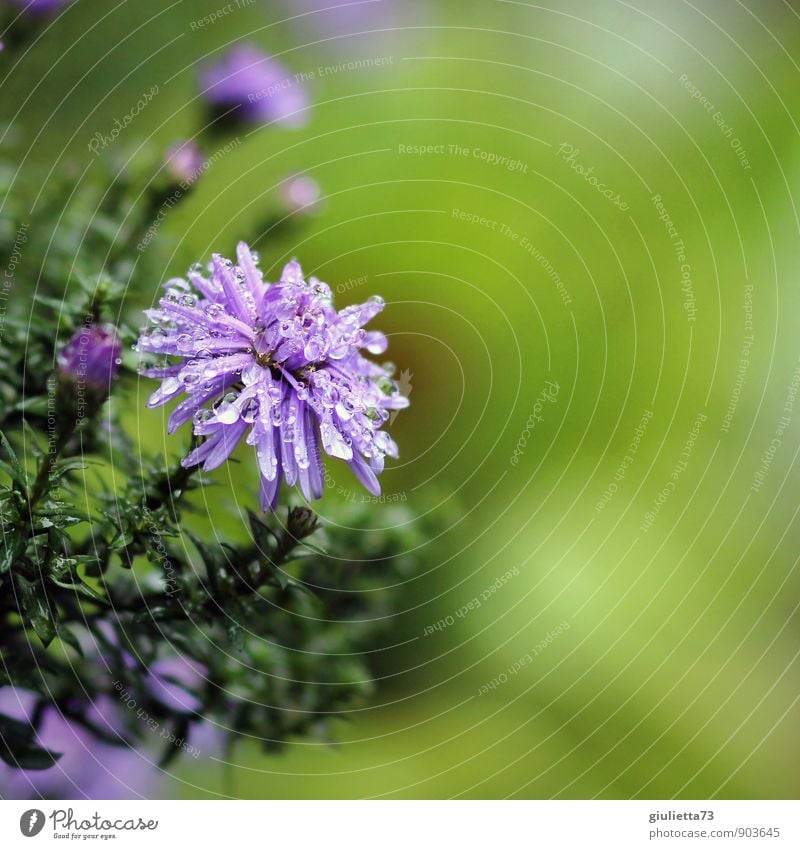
[3,0,800,798]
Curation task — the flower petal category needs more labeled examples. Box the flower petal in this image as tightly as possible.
[348,452,381,496]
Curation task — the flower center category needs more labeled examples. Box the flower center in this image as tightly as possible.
[253,328,274,368]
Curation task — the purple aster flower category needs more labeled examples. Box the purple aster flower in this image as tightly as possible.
[164,140,204,186]
[58,323,122,393]
[137,243,408,510]
[199,44,309,128]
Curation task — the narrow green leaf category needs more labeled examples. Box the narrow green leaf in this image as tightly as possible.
[0,714,62,770]
[0,431,26,486]
[14,574,57,647]
[49,576,108,604]
[57,626,85,657]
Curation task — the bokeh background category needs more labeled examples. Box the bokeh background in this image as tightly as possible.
[2,0,800,799]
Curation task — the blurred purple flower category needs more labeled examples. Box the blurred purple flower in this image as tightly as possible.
[144,656,206,714]
[286,0,422,41]
[0,641,208,800]
[165,140,204,186]
[57,323,122,393]
[199,44,309,128]
[137,243,408,510]
[11,0,71,14]
[281,175,322,216]
[0,688,158,800]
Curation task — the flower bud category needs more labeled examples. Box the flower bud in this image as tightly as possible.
[287,506,320,541]
[56,323,121,425]
[58,323,121,389]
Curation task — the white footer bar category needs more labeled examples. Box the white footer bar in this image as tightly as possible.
[1,800,797,848]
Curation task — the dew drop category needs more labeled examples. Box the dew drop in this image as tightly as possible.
[241,398,259,423]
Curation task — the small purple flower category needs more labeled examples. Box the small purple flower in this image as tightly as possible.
[137,243,408,510]
[164,140,204,186]
[281,175,322,216]
[58,323,122,392]
[199,44,309,128]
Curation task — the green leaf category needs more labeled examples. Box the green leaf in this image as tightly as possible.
[285,579,321,604]
[227,620,245,652]
[158,716,190,769]
[297,540,328,557]
[189,532,224,582]
[0,458,27,489]
[265,559,291,590]
[131,605,173,623]
[14,574,57,647]
[0,532,25,575]
[109,531,135,552]
[50,458,90,479]
[49,576,108,605]
[248,510,278,552]
[21,418,46,457]
[56,625,85,657]
[0,430,27,490]
[0,713,62,770]
[33,293,68,312]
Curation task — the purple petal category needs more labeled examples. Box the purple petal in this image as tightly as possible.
[348,452,381,496]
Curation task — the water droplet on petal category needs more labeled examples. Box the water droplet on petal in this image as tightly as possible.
[176,334,193,352]
[241,398,259,423]
[214,391,240,424]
